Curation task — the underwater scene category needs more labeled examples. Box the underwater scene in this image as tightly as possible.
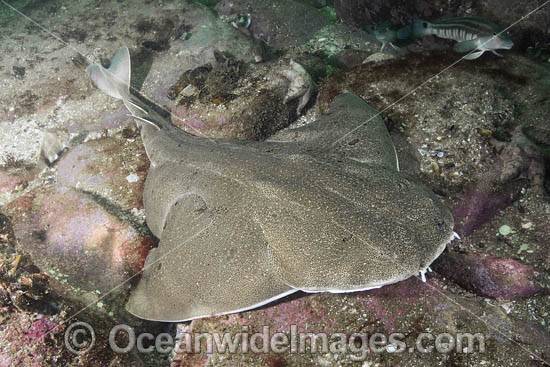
[0,0,550,365]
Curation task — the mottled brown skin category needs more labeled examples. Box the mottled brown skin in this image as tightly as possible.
[87,47,454,322]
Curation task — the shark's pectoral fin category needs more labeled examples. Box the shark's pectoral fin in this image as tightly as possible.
[491,50,503,57]
[454,40,478,53]
[268,93,399,171]
[261,191,434,293]
[463,50,485,60]
[126,194,294,322]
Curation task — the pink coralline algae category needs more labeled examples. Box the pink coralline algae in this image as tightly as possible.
[431,252,548,300]
[215,293,335,334]
[56,136,148,210]
[172,106,207,131]
[171,105,234,138]
[0,172,23,195]
[172,105,243,138]
[452,180,523,237]
[0,313,65,367]
[355,278,442,333]
[7,186,153,294]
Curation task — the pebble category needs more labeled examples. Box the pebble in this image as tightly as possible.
[499,225,512,236]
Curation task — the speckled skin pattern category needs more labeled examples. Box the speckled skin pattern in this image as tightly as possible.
[88,47,454,322]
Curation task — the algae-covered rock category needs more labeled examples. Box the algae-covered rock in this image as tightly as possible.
[5,185,153,308]
[317,52,549,193]
[432,252,548,300]
[168,56,314,140]
[216,0,331,49]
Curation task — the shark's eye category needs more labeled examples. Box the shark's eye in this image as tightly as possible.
[492,32,497,36]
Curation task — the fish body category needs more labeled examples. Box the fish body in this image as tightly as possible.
[412,17,513,59]
[365,22,412,51]
[86,47,455,322]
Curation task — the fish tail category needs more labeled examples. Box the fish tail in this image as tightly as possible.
[86,46,132,102]
[86,46,158,128]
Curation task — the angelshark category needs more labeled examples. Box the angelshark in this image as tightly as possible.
[87,46,456,322]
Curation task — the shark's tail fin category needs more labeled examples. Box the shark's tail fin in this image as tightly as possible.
[86,46,156,127]
[86,46,132,102]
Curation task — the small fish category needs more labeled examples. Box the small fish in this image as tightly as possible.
[412,17,514,59]
[365,22,412,52]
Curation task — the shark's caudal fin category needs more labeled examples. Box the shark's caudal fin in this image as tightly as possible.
[86,46,132,102]
[86,46,159,129]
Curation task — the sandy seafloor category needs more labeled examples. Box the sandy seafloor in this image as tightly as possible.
[0,0,549,366]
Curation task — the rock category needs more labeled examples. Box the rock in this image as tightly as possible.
[334,0,447,29]
[215,0,331,49]
[0,310,150,366]
[0,312,68,366]
[64,107,134,134]
[296,0,328,8]
[431,252,548,300]
[56,136,149,210]
[0,165,37,206]
[171,277,550,366]
[316,52,548,193]
[168,58,312,140]
[0,172,25,196]
[523,122,550,147]
[4,185,154,311]
[452,179,525,238]
[491,136,547,193]
[146,2,262,106]
[133,13,187,52]
[333,49,373,69]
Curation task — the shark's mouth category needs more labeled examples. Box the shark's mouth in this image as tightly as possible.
[417,231,460,282]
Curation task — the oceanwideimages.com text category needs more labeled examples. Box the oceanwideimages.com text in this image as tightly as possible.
[65,322,486,360]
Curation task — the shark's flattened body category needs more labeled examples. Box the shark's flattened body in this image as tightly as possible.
[87,47,455,322]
